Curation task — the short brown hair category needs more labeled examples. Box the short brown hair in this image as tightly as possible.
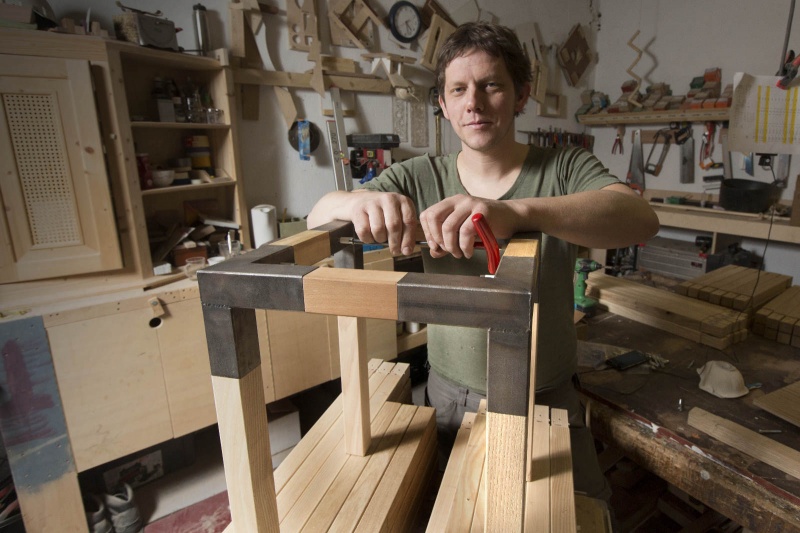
[435,22,532,99]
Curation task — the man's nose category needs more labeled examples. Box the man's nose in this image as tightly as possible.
[465,87,483,112]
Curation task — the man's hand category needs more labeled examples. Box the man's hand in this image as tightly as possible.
[419,195,520,259]
[349,190,419,256]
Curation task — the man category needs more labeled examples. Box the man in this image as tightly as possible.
[308,22,659,500]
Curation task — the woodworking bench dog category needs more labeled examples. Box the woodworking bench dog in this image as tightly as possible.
[197,220,578,531]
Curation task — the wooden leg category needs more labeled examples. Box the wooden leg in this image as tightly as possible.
[525,404,551,532]
[527,302,540,481]
[213,369,279,533]
[486,328,531,532]
[203,303,278,532]
[485,412,527,532]
[338,315,370,456]
[550,408,577,533]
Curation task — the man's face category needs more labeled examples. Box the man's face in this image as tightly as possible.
[439,49,530,153]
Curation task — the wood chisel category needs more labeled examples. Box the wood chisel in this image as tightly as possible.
[680,136,695,183]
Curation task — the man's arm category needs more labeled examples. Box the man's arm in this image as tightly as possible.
[307,189,419,256]
[419,184,659,258]
[510,183,659,248]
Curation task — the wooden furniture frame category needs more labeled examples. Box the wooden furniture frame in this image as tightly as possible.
[198,220,543,531]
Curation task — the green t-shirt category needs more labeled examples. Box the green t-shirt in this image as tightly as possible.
[361,146,621,393]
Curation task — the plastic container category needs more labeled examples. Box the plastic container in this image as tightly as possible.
[719,179,780,214]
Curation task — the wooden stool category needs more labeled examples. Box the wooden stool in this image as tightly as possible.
[198,221,544,531]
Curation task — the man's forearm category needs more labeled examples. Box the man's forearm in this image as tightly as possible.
[307,191,361,228]
[510,188,659,249]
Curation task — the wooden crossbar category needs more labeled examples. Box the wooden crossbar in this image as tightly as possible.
[199,221,542,532]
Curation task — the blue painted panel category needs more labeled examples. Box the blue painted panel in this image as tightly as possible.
[0,316,76,490]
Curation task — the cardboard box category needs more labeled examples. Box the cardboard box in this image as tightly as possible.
[267,399,301,455]
[279,218,307,238]
[173,244,208,267]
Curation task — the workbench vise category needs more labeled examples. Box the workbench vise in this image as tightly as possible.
[574,258,603,315]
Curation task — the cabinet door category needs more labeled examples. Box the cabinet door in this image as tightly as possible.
[157,297,217,438]
[0,56,122,283]
[47,308,173,472]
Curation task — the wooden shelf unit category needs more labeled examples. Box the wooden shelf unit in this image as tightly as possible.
[650,203,800,253]
[0,28,249,292]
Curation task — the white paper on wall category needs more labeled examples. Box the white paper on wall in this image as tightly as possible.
[729,72,800,155]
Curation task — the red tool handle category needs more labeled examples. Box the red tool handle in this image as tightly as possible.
[471,213,500,275]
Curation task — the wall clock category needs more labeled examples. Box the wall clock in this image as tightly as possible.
[388,1,422,44]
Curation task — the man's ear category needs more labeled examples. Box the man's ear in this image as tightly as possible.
[515,82,532,114]
[439,94,450,120]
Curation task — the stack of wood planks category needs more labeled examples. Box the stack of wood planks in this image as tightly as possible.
[753,381,800,428]
[675,265,792,312]
[587,273,748,349]
[752,285,800,347]
[257,359,436,533]
[428,401,578,532]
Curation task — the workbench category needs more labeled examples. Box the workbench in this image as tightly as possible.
[579,312,800,533]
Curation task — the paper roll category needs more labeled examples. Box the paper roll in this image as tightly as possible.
[251,204,278,247]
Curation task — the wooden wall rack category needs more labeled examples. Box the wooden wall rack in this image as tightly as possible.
[578,107,730,126]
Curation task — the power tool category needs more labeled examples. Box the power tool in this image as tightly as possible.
[574,258,603,315]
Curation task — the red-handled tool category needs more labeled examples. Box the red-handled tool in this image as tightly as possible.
[471,213,500,275]
[338,213,502,274]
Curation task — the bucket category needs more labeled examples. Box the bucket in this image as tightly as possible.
[719,179,780,214]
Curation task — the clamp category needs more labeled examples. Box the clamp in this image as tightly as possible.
[645,128,671,176]
[699,121,720,170]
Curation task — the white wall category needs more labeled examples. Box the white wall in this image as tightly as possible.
[48,0,597,219]
[46,0,799,277]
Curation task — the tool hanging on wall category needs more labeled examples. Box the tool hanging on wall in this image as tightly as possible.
[612,125,624,155]
[326,88,354,191]
[430,87,443,156]
[644,129,671,176]
[680,134,695,183]
[626,129,645,194]
[699,121,721,170]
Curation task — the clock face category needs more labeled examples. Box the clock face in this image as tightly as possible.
[389,1,421,43]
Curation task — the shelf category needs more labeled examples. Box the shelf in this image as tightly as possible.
[114,41,224,71]
[141,179,236,196]
[131,121,230,130]
[397,327,427,353]
[651,204,800,245]
[577,107,730,126]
